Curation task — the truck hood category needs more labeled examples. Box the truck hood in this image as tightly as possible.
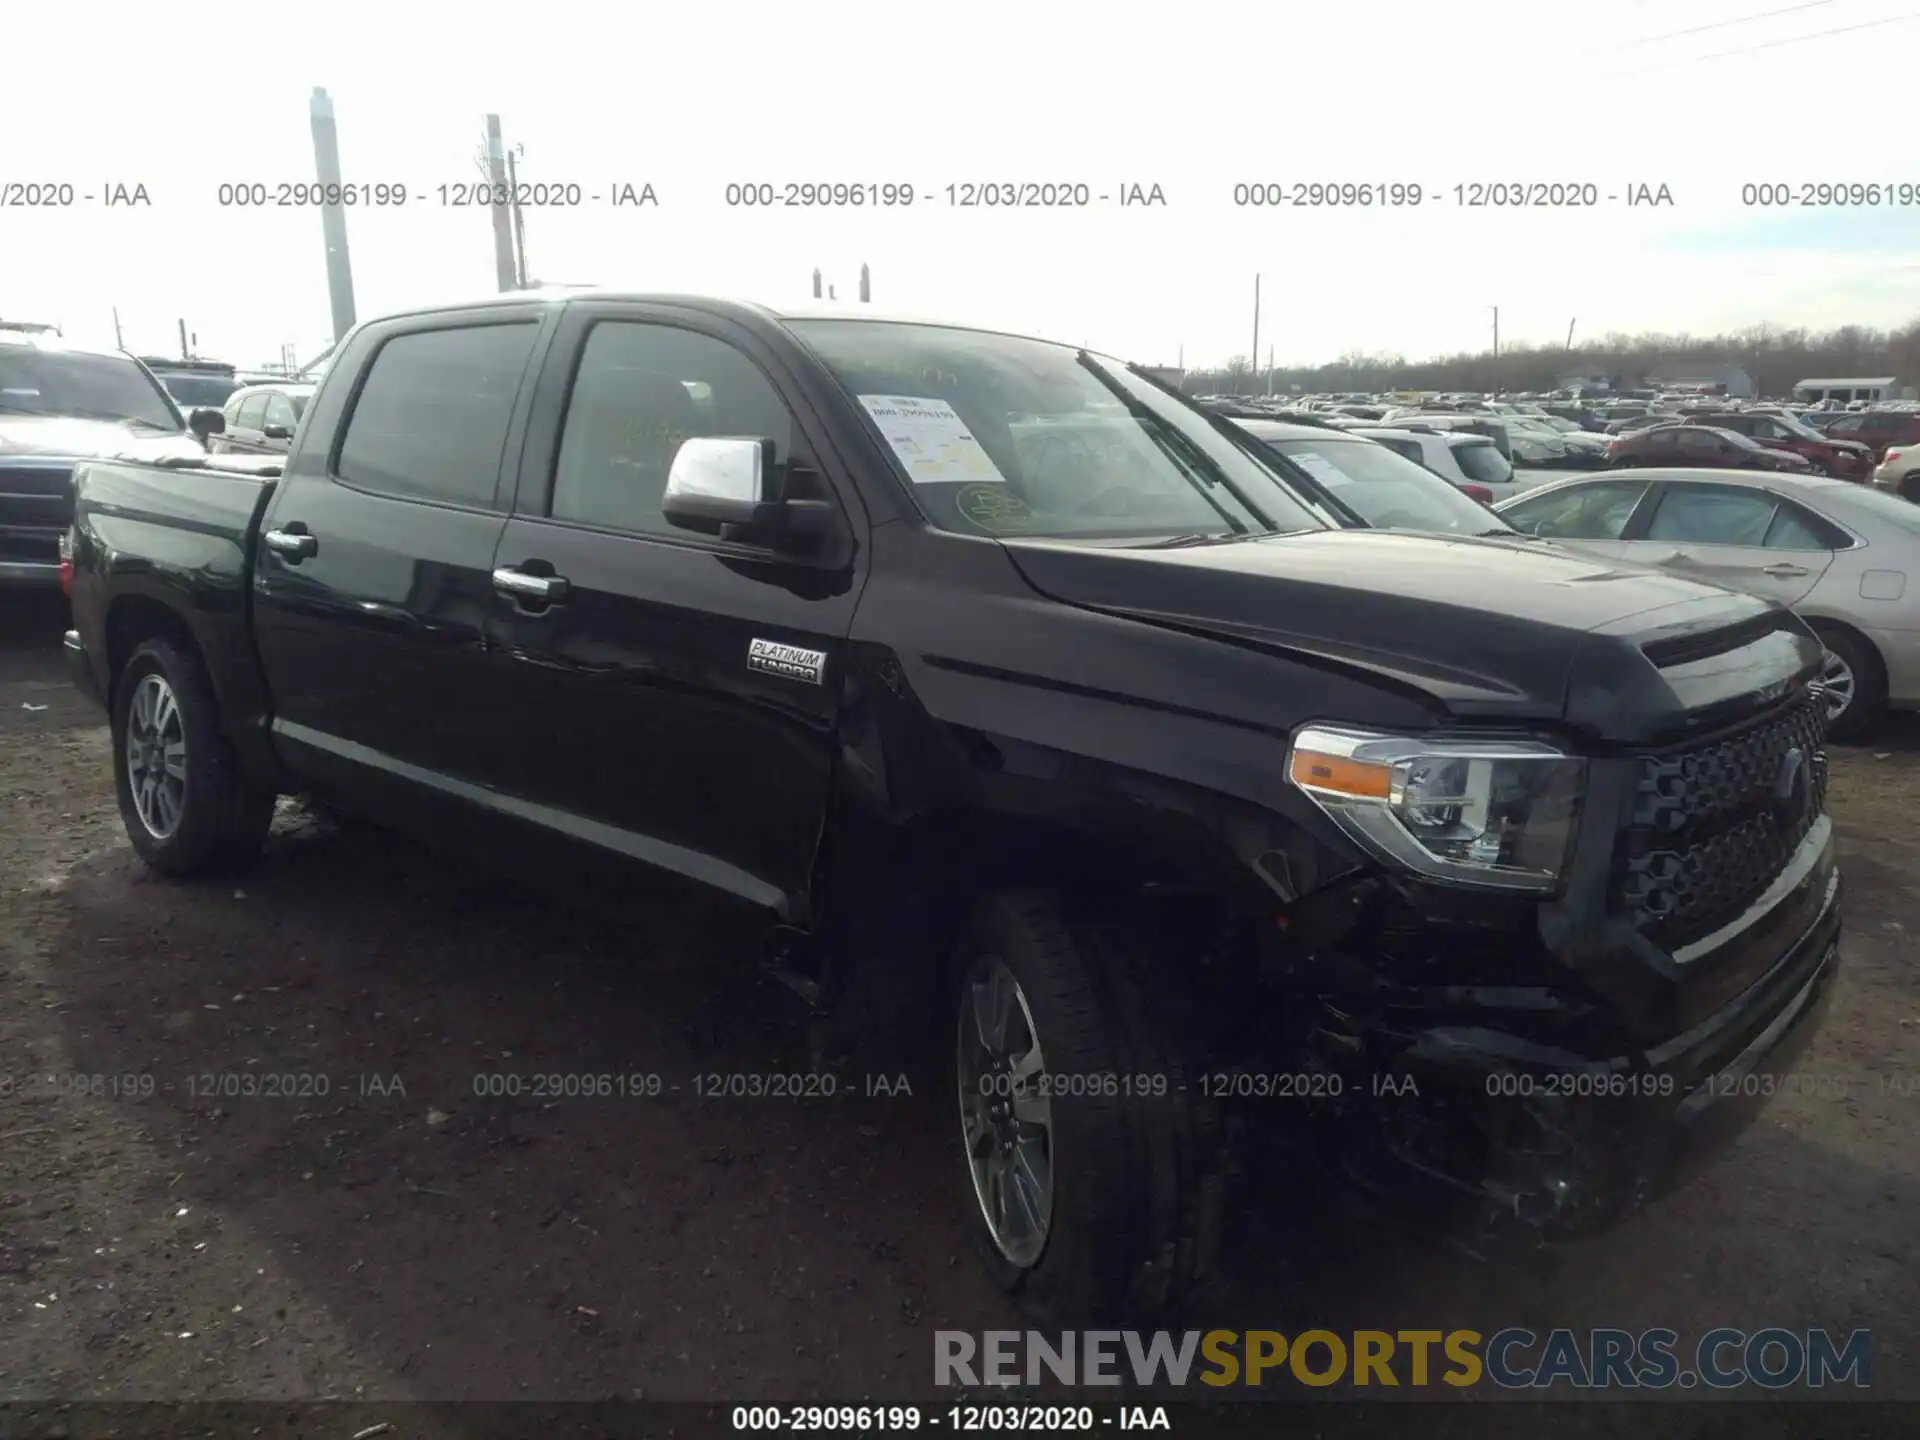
[0,414,201,463]
[1000,529,1806,740]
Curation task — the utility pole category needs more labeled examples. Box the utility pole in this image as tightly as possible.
[1566,317,1576,352]
[505,148,529,288]
[308,88,358,342]
[1250,274,1261,398]
[483,115,517,293]
[859,263,870,303]
[178,319,189,360]
[112,307,124,350]
[1491,305,1500,361]
[811,268,823,299]
[1267,344,1275,396]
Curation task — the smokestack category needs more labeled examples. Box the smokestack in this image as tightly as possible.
[178,319,189,360]
[859,263,870,303]
[308,88,358,343]
[484,115,517,293]
[829,284,837,300]
[812,268,823,299]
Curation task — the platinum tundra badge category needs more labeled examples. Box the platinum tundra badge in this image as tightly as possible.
[748,638,827,685]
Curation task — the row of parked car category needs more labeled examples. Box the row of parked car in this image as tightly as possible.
[1207,389,1920,500]
[1211,412,1917,737]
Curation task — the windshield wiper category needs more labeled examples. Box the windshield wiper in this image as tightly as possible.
[1137,531,1242,549]
[1070,353,1251,534]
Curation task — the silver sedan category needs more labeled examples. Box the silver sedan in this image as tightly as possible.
[1495,467,1920,737]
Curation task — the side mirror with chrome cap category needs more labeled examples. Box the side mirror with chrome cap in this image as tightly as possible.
[661,437,835,550]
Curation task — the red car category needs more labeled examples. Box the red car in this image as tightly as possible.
[1818,408,1920,463]
[1605,423,1815,473]
[1688,410,1875,479]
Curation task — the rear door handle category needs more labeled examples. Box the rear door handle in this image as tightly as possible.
[1762,562,1810,577]
[492,567,571,603]
[263,528,317,561]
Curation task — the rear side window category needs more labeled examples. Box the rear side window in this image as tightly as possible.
[337,322,538,508]
[1452,441,1511,485]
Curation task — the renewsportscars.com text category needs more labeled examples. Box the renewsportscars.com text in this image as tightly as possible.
[934,1328,1872,1390]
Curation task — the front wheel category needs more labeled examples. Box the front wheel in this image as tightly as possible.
[950,892,1221,1323]
[111,638,275,875]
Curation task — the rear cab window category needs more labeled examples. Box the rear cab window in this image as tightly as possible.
[335,322,539,508]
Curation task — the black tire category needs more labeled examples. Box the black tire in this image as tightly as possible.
[948,890,1221,1324]
[1809,624,1886,742]
[111,637,275,875]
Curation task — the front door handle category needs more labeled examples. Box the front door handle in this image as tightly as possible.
[492,567,571,603]
[263,528,318,561]
[1762,562,1810,578]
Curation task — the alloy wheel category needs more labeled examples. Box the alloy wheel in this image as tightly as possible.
[126,674,188,839]
[956,953,1055,1268]
[1819,649,1855,724]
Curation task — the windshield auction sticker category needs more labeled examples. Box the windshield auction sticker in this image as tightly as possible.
[955,483,1036,533]
[858,395,1008,485]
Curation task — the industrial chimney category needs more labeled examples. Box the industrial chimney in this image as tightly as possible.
[859,263,870,303]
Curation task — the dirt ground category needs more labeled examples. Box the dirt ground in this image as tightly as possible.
[1,590,1916,1417]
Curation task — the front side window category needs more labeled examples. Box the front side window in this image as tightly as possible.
[263,393,299,431]
[549,322,795,537]
[1675,428,1723,456]
[336,322,538,508]
[1503,480,1649,540]
[1645,484,1778,546]
[790,319,1325,541]
[1262,436,1502,535]
[235,393,270,430]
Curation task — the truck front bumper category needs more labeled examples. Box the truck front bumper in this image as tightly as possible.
[64,629,105,709]
[1335,827,1842,1242]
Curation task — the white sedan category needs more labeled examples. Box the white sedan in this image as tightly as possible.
[1496,467,1920,737]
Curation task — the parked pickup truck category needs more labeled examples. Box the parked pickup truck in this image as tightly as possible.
[1,329,206,588]
[65,293,1842,1321]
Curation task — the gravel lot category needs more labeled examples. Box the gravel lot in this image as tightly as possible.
[1,590,1916,1418]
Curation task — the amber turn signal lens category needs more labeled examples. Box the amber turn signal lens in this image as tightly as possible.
[1288,749,1392,799]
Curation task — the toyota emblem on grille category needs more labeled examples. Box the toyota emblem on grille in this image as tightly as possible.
[1772,746,1810,826]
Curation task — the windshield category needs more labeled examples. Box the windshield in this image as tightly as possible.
[159,373,242,408]
[0,349,181,428]
[1452,441,1514,485]
[1263,437,1507,535]
[789,320,1328,541]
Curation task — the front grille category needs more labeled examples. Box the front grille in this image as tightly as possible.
[1616,687,1828,950]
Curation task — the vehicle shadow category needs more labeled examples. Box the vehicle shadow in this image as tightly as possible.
[39,811,1920,1404]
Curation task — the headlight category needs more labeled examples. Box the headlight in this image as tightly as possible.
[1286,726,1586,891]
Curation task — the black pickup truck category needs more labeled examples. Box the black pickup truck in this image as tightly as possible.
[64,293,1842,1321]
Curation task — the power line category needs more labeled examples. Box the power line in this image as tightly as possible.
[1607,9,1920,75]
[1624,0,1839,47]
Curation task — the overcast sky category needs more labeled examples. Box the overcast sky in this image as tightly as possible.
[4,0,1916,370]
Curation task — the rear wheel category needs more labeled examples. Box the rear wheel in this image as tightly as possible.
[950,891,1220,1323]
[111,638,276,875]
[1809,624,1885,741]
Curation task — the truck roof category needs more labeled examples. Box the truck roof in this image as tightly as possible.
[353,289,1079,350]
